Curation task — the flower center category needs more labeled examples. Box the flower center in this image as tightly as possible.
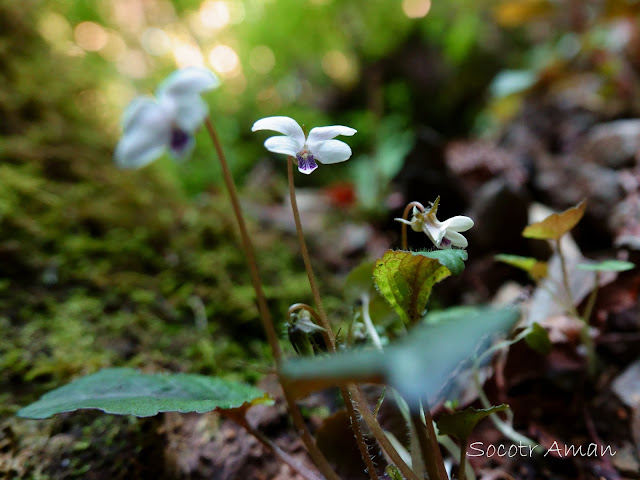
[295,152,318,174]
[170,128,190,153]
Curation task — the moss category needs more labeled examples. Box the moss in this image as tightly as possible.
[0,0,310,476]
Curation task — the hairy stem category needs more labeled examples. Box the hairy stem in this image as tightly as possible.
[206,119,339,480]
[414,402,448,480]
[350,386,420,480]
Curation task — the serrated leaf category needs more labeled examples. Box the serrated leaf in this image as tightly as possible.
[373,250,467,325]
[495,254,548,281]
[577,260,635,272]
[17,368,272,419]
[281,306,519,410]
[524,322,552,355]
[522,200,586,240]
[436,405,509,441]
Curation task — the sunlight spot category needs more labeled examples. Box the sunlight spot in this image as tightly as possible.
[141,28,171,56]
[74,21,108,52]
[321,50,357,86]
[100,32,127,61]
[173,41,205,68]
[402,0,431,19]
[200,1,230,29]
[38,12,72,45]
[208,44,240,76]
[249,46,275,74]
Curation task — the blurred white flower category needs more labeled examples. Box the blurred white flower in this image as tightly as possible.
[114,67,219,169]
[251,116,356,174]
[396,197,474,249]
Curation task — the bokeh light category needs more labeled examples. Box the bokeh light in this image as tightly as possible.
[402,0,431,19]
[208,44,240,76]
[199,1,230,30]
[321,50,357,85]
[141,28,171,56]
[74,21,108,52]
[173,40,205,68]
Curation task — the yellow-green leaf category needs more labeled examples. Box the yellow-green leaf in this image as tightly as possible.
[522,200,586,240]
[373,250,467,325]
[495,254,548,281]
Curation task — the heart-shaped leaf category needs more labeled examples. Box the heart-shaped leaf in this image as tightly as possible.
[436,404,509,441]
[281,306,519,410]
[373,249,468,325]
[577,260,635,272]
[495,254,548,281]
[522,200,586,240]
[17,368,272,419]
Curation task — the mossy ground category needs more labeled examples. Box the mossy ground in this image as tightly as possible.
[0,1,314,477]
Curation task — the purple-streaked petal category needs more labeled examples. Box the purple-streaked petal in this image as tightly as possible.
[297,154,318,175]
[307,125,356,143]
[168,129,195,160]
[309,139,352,164]
[157,67,219,98]
[252,116,305,146]
[263,135,304,156]
[441,216,474,232]
[444,230,468,248]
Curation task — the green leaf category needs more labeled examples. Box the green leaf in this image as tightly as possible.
[17,368,272,419]
[417,249,468,276]
[281,306,519,409]
[524,322,552,355]
[495,254,548,281]
[576,260,635,272]
[373,249,467,325]
[436,405,509,441]
[522,200,586,240]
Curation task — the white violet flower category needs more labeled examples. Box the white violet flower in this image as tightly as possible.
[251,116,357,174]
[395,197,474,249]
[114,67,219,169]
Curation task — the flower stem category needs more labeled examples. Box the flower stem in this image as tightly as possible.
[400,201,425,250]
[205,119,340,480]
[351,386,420,480]
[413,402,448,480]
[288,306,379,480]
[581,272,600,376]
[286,156,336,350]
[555,239,580,319]
[205,118,282,362]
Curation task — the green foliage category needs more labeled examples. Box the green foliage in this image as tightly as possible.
[18,368,272,419]
[281,306,519,408]
[577,260,635,272]
[525,322,552,355]
[495,254,548,281]
[436,404,509,441]
[373,249,468,325]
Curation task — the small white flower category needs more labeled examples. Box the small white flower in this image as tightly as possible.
[396,197,474,249]
[114,67,219,169]
[251,116,357,174]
